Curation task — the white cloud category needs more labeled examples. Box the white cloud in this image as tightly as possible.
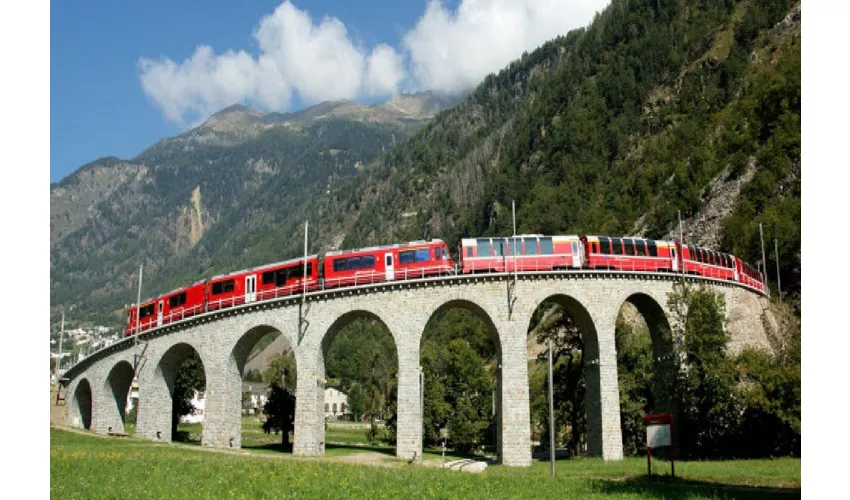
[139,0,607,125]
[140,1,390,125]
[253,1,365,104]
[365,44,405,96]
[404,0,609,94]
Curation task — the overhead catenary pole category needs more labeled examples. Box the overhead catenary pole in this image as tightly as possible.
[774,238,782,300]
[134,264,143,370]
[512,200,517,281]
[300,220,309,344]
[54,310,65,381]
[548,339,556,477]
[759,223,769,295]
[303,220,309,296]
[676,210,685,276]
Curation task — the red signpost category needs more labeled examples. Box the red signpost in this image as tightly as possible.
[644,413,674,478]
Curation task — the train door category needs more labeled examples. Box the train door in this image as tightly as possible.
[245,275,257,303]
[157,300,164,327]
[571,241,581,268]
[671,246,679,272]
[385,253,395,280]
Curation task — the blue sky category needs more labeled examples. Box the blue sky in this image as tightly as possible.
[50,0,608,183]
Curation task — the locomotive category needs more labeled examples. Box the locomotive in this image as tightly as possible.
[125,235,764,336]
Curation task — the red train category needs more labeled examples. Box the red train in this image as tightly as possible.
[457,234,766,293]
[125,234,765,336]
[125,239,452,335]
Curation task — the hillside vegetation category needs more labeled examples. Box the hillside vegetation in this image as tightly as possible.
[334,0,799,299]
[51,0,800,331]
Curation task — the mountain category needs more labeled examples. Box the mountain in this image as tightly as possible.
[330,0,800,295]
[51,0,801,329]
[50,92,460,325]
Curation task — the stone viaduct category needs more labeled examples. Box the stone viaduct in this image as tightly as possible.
[61,271,772,466]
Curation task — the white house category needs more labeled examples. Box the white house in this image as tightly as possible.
[180,390,206,424]
[324,387,349,420]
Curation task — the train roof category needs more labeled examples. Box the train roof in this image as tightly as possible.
[208,255,319,281]
[461,234,580,243]
[325,239,446,257]
[132,279,207,307]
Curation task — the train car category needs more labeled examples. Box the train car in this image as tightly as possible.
[582,235,678,272]
[255,256,320,301]
[678,244,737,281]
[208,256,320,311]
[124,280,206,336]
[459,235,583,274]
[734,256,766,293]
[323,239,453,288]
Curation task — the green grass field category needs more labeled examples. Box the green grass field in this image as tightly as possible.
[50,426,799,499]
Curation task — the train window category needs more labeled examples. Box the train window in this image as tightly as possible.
[139,304,155,318]
[415,248,431,262]
[493,240,505,257]
[647,241,658,257]
[612,238,623,255]
[347,257,362,269]
[509,238,521,255]
[436,247,441,259]
[169,293,187,308]
[540,237,553,255]
[624,239,635,255]
[212,279,235,295]
[400,250,416,264]
[524,238,537,255]
[262,271,275,285]
[635,240,646,256]
[599,237,610,254]
[466,247,473,258]
[333,259,347,272]
[477,239,491,257]
[361,256,374,269]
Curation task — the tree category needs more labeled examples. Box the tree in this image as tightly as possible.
[347,383,365,422]
[262,385,296,448]
[171,351,206,439]
[423,338,492,454]
[667,283,740,458]
[262,351,297,391]
[529,302,586,456]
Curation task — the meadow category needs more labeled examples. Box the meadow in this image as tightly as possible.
[51,424,800,499]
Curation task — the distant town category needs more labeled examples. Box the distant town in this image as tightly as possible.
[50,325,122,376]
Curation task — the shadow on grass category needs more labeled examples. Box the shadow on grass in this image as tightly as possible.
[325,443,397,457]
[590,475,801,499]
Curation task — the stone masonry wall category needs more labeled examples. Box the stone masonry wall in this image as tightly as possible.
[65,273,769,467]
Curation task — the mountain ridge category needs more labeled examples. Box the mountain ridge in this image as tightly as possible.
[50,0,800,329]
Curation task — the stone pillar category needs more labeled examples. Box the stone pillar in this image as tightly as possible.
[93,382,127,435]
[585,318,624,460]
[293,346,323,455]
[395,343,421,460]
[201,359,242,449]
[136,358,174,442]
[497,320,532,466]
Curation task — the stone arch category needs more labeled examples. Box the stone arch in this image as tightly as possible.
[419,298,504,460]
[103,360,135,432]
[71,378,92,430]
[314,309,400,452]
[213,323,298,449]
[420,299,503,357]
[525,293,603,456]
[138,342,208,443]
